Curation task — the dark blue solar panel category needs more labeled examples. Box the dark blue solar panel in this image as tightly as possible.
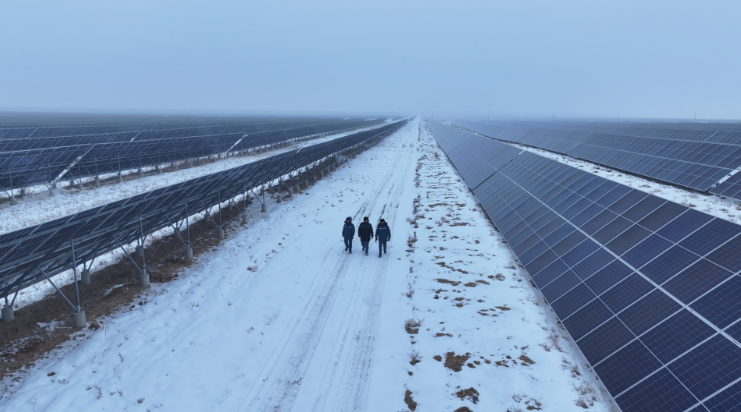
[594,340,663,395]
[600,273,655,313]
[657,209,713,243]
[571,249,614,280]
[668,335,741,399]
[608,190,648,214]
[578,317,636,364]
[525,249,560,275]
[604,223,651,254]
[703,380,741,412]
[641,310,716,363]
[563,299,614,340]
[622,234,673,268]
[585,260,634,295]
[615,368,699,412]
[595,185,632,208]
[519,241,549,265]
[680,218,741,256]
[531,259,569,288]
[582,209,619,235]
[551,230,586,255]
[623,196,666,223]
[725,322,741,343]
[640,246,701,284]
[637,202,686,231]
[560,239,599,267]
[571,204,604,226]
[618,290,682,336]
[593,217,632,244]
[691,275,741,329]
[706,235,741,273]
[541,223,574,246]
[663,259,733,304]
[551,283,596,319]
[541,270,581,301]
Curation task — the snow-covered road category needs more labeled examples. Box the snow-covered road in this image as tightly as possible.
[0,118,612,411]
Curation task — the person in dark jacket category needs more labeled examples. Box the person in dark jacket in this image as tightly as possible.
[375,219,391,257]
[357,217,374,256]
[342,216,355,253]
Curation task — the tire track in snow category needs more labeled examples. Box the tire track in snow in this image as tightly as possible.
[322,125,419,411]
[234,122,418,412]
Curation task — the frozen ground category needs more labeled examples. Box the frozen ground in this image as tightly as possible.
[0,122,389,235]
[0,118,612,411]
[449,123,741,224]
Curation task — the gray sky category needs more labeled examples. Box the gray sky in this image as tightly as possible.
[1,1,739,119]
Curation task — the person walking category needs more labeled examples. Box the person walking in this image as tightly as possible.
[375,218,391,257]
[342,216,355,253]
[357,217,374,256]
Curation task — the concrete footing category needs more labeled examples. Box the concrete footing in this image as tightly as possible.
[242,214,248,225]
[94,178,101,187]
[140,271,150,287]
[135,245,144,259]
[9,197,19,205]
[20,188,26,197]
[2,306,14,323]
[73,311,86,328]
[185,244,193,260]
[81,268,91,285]
[261,203,267,213]
[138,169,144,177]
[118,174,124,184]
[217,227,225,240]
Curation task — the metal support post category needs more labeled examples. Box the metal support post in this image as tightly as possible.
[139,217,149,287]
[1,297,13,323]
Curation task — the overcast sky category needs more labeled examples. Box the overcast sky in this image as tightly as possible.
[1,1,739,119]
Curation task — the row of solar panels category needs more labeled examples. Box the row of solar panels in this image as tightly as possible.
[0,117,354,139]
[0,120,407,302]
[0,119,383,191]
[428,121,741,412]
[453,120,741,201]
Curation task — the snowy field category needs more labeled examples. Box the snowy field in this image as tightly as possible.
[0,118,614,411]
[0,122,389,235]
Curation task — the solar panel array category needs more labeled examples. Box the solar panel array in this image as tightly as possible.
[453,119,741,200]
[0,119,383,191]
[0,121,406,302]
[429,121,741,412]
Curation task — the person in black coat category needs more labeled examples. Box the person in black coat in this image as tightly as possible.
[357,217,374,256]
[375,218,391,257]
[342,216,355,253]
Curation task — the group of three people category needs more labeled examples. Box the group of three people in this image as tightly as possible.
[342,216,391,257]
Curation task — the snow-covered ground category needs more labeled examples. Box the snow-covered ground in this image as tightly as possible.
[0,118,613,411]
[449,123,741,224]
[0,123,388,235]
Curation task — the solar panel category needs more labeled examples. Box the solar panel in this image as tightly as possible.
[0,121,406,302]
[429,121,741,412]
[453,120,741,200]
[0,119,384,191]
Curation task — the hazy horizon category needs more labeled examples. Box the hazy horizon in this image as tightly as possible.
[2,1,740,120]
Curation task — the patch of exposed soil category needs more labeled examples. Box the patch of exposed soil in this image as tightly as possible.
[436,278,461,286]
[433,355,442,361]
[454,407,473,412]
[455,387,479,404]
[444,351,470,372]
[404,390,417,411]
[495,306,511,311]
[519,354,535,365]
